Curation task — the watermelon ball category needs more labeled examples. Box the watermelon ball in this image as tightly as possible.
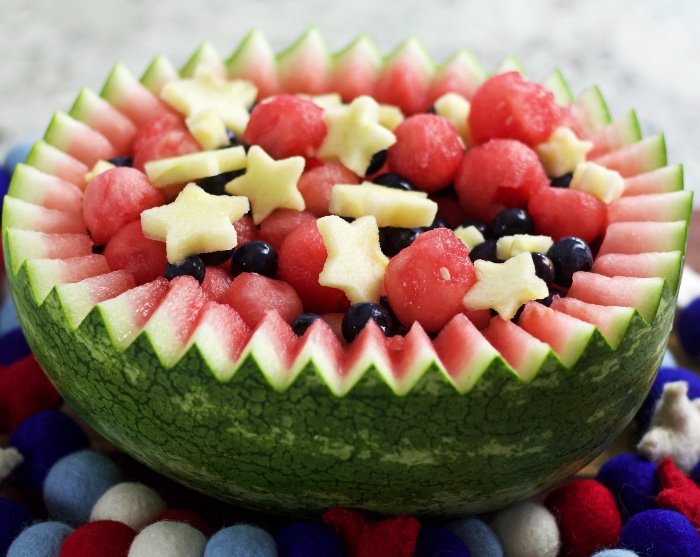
[107,155,134,167]
[165,255,206,284]
[129,521,207,557]
[275,522,346,557]
[43,449,123,526]
[635,367,700,432]
[596,454,659,521]
[9,409,90,491]
[454,139,550,222]
[291,313,322,336]
[230,240,278,278]
[204,524,277,557]
[90,482,167,531]
[259,209,317,251]
[243,95,327,160]
[278,219,351,314]
[469,240,499,263]
[6,521,74,557]
[678,298,700,359]
[103,220,169,286]
[544,479,622,557]
[132,113,189,154]
[468,72,565,147]
[373,172,416,191]
[414,526,471,557]
[0,498,33,556]
[387,114,463,193]
[489,208,534,238]
[531,253,555,285]
[0,328,31,366]
[619,509,700,556]
[133,129,201,172]
[297,162,360,217]
[528,187,606,244]
[82,167,165,246]
[378,226,421,257]
[491,500,560,557]
[341,302,393,342]
[384,228,477,332]
[3,138,37,176]
[447,517,503,557]
[59,520,137,557]
[201,267,233,304]
[547,237,593,288]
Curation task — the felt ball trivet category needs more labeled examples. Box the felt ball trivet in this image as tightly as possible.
[274,522,346,557]
[59,520,136,557]
[619,509,700,557]
[491,500,560,557]
[447,517,503,557]
[414,525,471,557]
[6,521,74,557]
[128,521,207,557]
[0,497,34,556]
[204,524,277,557]
[596,453,659,521]
[90,482,167,531]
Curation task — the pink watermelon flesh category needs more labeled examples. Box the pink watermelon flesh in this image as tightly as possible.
[374,45,432,115]
[103,220,168,286]
[26,142,89,189]
[426,51,484,103]
[482,316,547,380]
[297,163,360,217]
[549,297,631,349]
[11,167,83,214]
[102,66,175,127]
[45,115,118,168]
[598,221,687,256]
[4,198,86,235]
[116,277,170,329]
[585,112,640,159]
[195,301,251,363]
[433,313,494,380]
[607,191,691,224]
[73,93,138,156]
[328,40,380,101]
[591,135,665,177]
[592,252,682,293]
[623,165,683,196]
[7,231,93,262]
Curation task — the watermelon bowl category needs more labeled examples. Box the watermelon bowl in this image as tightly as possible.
[1,29,692,518]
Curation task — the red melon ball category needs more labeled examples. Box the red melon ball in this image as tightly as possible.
[132,129,201,172]
[384,228,477,333]
[233,215,260,246]
[528,187,607,244]
[297,162,360,217]
[82,167,165,246]
[103,220,168,286]
[131,112,189,154]
[259,209,318,251]
[387,114,464,193]
[469,71,566,147]
[454,138,550,222]
[201,267,233,303]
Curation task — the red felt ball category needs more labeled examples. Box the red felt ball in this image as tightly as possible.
[150,509,214,537]
[656,457,700,530]
[0,354,62,432]
[59,520,136,557]
[545,479,622,557]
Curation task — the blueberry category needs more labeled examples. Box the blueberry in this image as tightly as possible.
[489,208,534,238]
[531,252,555,285]
[198,169,245,196]
[457,218,490,238]
[422,216,449,231]
[537,288,565,307]
[372,173,415,191]
[92,244,105,254]
[199,248,235,266]
[291,313,321,336]
[341,302,393,342]
[231,240,278,278]
[469,240,499,263]
[365,149,388,176]
[165,255,206,284]
[547,237,593,288]
[379,296,406,335]
[107,155,133,167]
[379,227,421,257]
[426,105,437,114]
[550,173,573,188]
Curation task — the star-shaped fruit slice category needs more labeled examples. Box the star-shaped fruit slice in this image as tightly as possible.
[317,95,397,176]
[462,251,549,320]
[317,215,389,304]
[141,183,249,264]
[535,126,593,178]
[145,146,247,187]
[224,145,305,224]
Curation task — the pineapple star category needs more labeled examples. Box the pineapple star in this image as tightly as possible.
[141,183,249,264]
[224,145,305,224]
[317,215,389,304]
[462,251,549,320]
[317,95,397,176]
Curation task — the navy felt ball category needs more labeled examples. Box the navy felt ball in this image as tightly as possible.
[678,298,700,359]
[0,497,34,556]
[619,509,700,557]
[0,328,30,366]
[596,453,659,521]
[275,522,346,557]
[7,521,74,557]
[9,410,90,491]
[636,366,700,431]
[415,525,471,557]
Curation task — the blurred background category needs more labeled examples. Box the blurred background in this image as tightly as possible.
[0,0,698,204]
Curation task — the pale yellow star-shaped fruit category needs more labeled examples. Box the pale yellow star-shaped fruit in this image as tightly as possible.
[160,68,257,137]
[317,215,389,305]
[141,183,249,264]
[462,252,549,320]
[570,160,626,204]
[317,95,397,176]
[535,126,593,178]
[224,145,305,224]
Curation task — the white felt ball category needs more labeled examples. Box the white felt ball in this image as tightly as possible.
[491,500,561,557]
[128,521,207,557]
[90,482,167,531]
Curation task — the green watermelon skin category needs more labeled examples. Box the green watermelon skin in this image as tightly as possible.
[5,245,674,516]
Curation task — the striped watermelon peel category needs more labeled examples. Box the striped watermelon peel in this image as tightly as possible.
[1,29,692,517]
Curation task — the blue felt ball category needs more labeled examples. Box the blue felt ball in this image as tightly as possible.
[43,449,123,526]
[591,550,640,557]
[4,139,37,176]
[415,525,471,557]
[661,349,677,368]
[0,498,34,556]
[596,453,659,521]
[7,521,74,557]
[9,409,90,491]
[619,509,700,557]
[678,298,700,359]
[275,522,346,557]
[204,524,277,557]
[0,328,30,366]
[635,366,700,431]
[0,167,9,200]
[0,296,22,336]
[447,517,503,557]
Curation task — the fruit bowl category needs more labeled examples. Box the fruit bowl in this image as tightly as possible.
[1,30,690,517]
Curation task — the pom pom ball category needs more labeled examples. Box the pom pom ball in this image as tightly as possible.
[128,521,207,557]
[59,520,136,557]
[636,367,700,432]
[678,298,700,359]
[43,449,123,526]
[7,521,74,557]
[596,453,659,520]
[9,410,89,491]
[414,526,470,557]
[447,517,503,557]
[275,522,346,557]
[150,510,213,537]
[90,482,167,531]
[204,524,277,557]
[491,500,560,557]
[0,498,34,556]
[619,509,700,557]
[0,328,30,366]
[3,138,37,176]
[591,551,640,557]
